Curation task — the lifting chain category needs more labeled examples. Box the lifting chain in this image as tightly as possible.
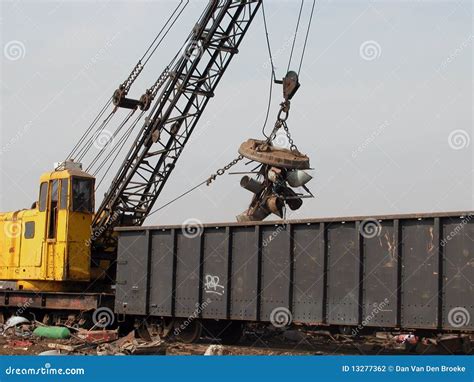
[282,120,298,152]
[149,66,171,98]
[122,61,144,93]
[206,155,244,185]
[267,100,299,153]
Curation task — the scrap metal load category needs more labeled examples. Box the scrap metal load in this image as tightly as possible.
[237,139,312,221]
[236,71,313,222]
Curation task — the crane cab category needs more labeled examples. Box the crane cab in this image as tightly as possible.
[0,161,94,290]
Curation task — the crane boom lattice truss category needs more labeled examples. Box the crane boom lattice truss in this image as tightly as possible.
[92,0,262,248]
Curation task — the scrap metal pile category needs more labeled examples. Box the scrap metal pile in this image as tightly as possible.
[236,71,313,222]
[0,315,471,356]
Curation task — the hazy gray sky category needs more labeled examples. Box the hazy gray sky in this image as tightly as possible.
[1,0,472,225]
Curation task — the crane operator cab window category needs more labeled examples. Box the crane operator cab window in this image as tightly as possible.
[47,180,59,239]
[72,178,94,213]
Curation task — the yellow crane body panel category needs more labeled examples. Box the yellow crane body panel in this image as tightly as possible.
[0,168,95,285]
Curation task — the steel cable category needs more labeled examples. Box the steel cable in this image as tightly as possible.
[298,0,316,75]
[66,97,113,161]
[287,0,304,73]
[76,110,116,163]
[86,109,136,172]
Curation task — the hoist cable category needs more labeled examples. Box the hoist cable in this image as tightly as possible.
[65,1,189,164]
[260,1,275,138]
[92,121,136,177]
[66,97,112,161]
[262,1,276,81]
[92,5,190,168]
[94,124,134,183]
[93,111,144,177]
[261,69,274,139]
[76,111,115,163]
[94,115,143,189]
[121,0,189,91]
[287,0,304,73]
[142,1,189,67]
[140,0,188,62]
[298,0,316,74]
[86,109,136,172]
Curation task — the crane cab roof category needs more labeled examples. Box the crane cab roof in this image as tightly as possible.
[40,168,95,182]
[39,161,95,183]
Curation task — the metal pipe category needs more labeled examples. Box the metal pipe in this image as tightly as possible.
[240,176,264,194]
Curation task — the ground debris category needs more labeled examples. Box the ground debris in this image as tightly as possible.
[77,329,118,343]
[415,334,471,354]
[283,330,307,342]
[96,331,166,355]
[0,319,471,355]
[38,349,62,356]
[204,344,226,355]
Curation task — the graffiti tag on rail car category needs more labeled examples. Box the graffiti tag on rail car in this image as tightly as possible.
[204,274,225,296]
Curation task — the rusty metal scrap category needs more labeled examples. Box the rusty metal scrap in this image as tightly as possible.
[238,139,310,169]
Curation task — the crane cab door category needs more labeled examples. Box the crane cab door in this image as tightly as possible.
[66,177,94,280]
[43,176,93,281]
[44,178,68,279]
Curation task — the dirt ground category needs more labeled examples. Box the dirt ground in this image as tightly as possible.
[0,326,471,356]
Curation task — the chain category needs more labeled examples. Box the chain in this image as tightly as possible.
[122,61,144,93]
[149,66,171,98]
[206,155,244,185]
[267,100,299,152]
[282,121,298,152]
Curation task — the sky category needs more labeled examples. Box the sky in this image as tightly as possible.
[1,0,472,226]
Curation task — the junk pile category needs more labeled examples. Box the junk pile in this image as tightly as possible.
[242,324,473,355]
[0,315,165,355]
[96,330,165,355]
[0,316,471,355]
